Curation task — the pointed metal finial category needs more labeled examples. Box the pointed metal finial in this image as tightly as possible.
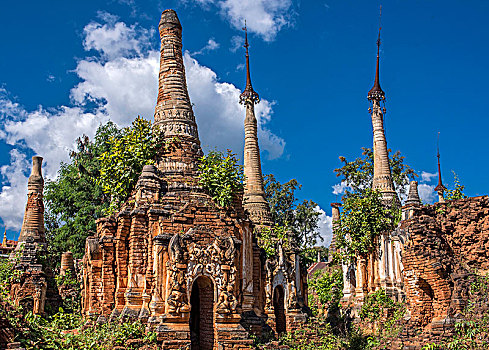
[2,227,6,246]
[243,20,249,56]
[377,5,382,57]
[435,132,446,194]
[239,20,260,105]
[368,5,385,102]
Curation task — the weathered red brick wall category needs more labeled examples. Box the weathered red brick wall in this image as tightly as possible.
[400,196,489,342]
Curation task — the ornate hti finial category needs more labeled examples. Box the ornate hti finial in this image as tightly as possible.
[240,21,260,105]
[434,132,446,200]
[368,6,385,102]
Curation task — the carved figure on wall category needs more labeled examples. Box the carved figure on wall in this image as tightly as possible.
[167,233,189,314]
[265,258,276,309]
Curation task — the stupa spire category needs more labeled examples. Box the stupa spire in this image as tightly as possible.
[2,228,6,246]
[239,23,272,226]
[434,133,446,203]
[368,6,385,102]
[154,9,203,187]
[368,6,399,207]
[17,156,45,244]
[405,181,421,207]
[240,22,260,105]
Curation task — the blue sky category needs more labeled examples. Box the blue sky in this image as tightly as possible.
[1,0,488,245]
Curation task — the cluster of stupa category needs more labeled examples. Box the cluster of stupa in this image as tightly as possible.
[328,20,449,311]
[80,10,307,349]
[5,6,473,350]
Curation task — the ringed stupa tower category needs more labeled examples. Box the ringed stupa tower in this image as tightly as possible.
[367,13,399,207]
[154,10,202,189]
[240,24,272,226]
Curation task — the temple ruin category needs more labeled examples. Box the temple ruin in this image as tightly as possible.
[81,10,307,349]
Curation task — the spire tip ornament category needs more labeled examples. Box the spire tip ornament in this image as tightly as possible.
[368,5,385,102]
[240,21,260,105]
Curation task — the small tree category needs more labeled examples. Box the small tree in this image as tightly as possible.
[198,149,244,208]
[445,171,467,201]
[308,267,344,316]
[98,116,162,214]
[264,175,322,264]
[334,147,417,199]
[335,189,398,262]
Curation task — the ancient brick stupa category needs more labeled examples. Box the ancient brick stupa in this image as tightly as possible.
[11,156,59,314]
[82,9,306,349]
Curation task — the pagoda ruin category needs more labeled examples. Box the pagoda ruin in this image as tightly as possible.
[81,9,307,349]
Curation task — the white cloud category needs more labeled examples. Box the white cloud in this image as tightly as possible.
[230,35,244,52]
[83,15,153,60]
[332,181,351,195]
[315,206,333,247]
[0,15,285,230]
[192,0,295,41]
[0,150,30,230]
[183,51,285,159]
[193,38,220,55]
[421,171,437,183]
[418,183,437,204]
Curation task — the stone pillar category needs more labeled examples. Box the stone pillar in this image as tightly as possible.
[111,210,131,319]
[149,233,171,322]
[354,258,366,302]
[241,225,254,311]
[122,208,148,318]
[329,203,341,261]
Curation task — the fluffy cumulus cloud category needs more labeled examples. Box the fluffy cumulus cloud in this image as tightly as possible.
[0,150,31,229]
[83,12,153,60]
[315,206,333,247]
[191,0,295,41]
[0,16,284,230]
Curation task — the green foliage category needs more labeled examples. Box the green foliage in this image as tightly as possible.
[17,309,158,350]
[334,147,417,199]
[98,116,162,214]
[255,224,290,258]
[308,267,344,316]
[359,289,406,349]
[279,320,341,350]
[55,270,79,289]
[0,256,21,300]
[423,274,489,349]
[445,171,467,201]
[335,189,398,261]
[44,122,120,260]
[198,149,244,207]
[45,117,162,260]
[264,174,321,264]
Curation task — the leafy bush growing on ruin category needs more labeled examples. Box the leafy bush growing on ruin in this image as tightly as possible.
[359,289,406,349]
[334,189,398,261]
[98,116,163,214]
[0,256,21,301]
[198,149,244,208]
[445,171,467,201]
[255,224,290,257]
[308,267,344,316]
